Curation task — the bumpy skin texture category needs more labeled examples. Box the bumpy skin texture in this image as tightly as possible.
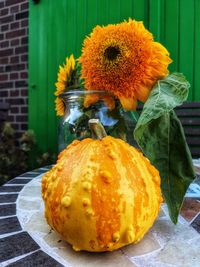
[42,137,162,252]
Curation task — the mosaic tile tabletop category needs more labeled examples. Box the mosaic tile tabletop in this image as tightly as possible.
[0,166,200,267]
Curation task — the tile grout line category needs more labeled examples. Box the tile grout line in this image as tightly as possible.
[0,248,41,267]
[190,211,200,225]
[0,230,23,239]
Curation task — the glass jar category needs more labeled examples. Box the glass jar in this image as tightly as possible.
[58,90,137,152]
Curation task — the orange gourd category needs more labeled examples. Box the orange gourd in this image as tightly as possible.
[42,119,162,252]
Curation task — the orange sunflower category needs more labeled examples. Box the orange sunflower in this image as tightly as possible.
[79,19,172,110]
[55,54,76,116]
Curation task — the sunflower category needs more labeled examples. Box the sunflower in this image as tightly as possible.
[55,97,65,116]
[79,19,172,110]
[55,54,79,116]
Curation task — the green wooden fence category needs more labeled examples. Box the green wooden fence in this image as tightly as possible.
[29,0,200,153]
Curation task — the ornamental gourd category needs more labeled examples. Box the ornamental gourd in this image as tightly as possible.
[42,119,162,252]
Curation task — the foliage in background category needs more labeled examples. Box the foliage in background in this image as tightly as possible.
[0,122,56,185]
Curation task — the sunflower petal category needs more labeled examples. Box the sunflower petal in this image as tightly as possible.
[119,96,137,110]
[135,86,151,102]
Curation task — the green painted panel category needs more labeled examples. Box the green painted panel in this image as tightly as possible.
[194,0,200,101]
[179,0,195,100]
[29,0,199,153]
[164,0,180,73]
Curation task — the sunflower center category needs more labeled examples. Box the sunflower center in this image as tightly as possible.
[104,46,120,61]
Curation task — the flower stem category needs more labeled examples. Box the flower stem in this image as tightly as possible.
[88,119,107,140]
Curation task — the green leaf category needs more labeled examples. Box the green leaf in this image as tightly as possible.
[134,73,196,224]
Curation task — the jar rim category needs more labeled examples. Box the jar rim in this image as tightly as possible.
[59,90,114,98]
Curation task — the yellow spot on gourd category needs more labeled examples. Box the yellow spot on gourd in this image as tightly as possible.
[82,181,92,191]
[100,170,112,184]
[82,198,90,207]
[86,208,94,216]
[107,150,116,159]
[72,246,80,251]
[61,196,71,208]
[113,232,120,242]
[126,229,135,243]
[57,164,63,171]
[52,173,57,181]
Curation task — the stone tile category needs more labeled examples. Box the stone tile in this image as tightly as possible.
[191,213,200,234]
[180,198,200,221]
[43,230,67,248]
[0,217,21,235]
[152,220,198,244]
[0,204,16,217]
[0,186,23,193]
[0,232,39,263]
[156,238,200,267]
[7,179,32,185]
[56,244,135,267]
[24,212,50,233]
[0,194,18,203]
[121,232,160,257]
[20,186,41,198]
[7,250,63,267]
[19,173,39,178]
[158,208,166,218]
[18,198,41,210]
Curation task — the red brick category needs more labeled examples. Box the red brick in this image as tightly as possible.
[0,48,13,57]
[21,36,28,45]
[10,4,19,13]
[21,106,27,113]
[0,82,13,89]
[0,57,9,64]
[21,123,27,130]
[0,90,8,97]
[0,8,9,16]
[21,19,28,28]
[21,54,28,62]
[0,74,8,81]
[10,56,19,64]
[0,40,9,48]
[0,15,13,24]
[10,38,19,46]
[21,89,27,96]
[5,64,25,72]
[11,22,19,30]
[16,115,27,122]
[6,29,25,39]
[6,0,25,7]
[10,72,18,80]
[15,80,27,87]
[15,45,27,54]
[8,98,25,105]
[10,106,19,113]
[0,2,5,8]
[20,72,27,79]
[10,90,19,97]
[16,11,28,20]
[1,24,9,32]
[0,34,4,41]
[21,2,28,11]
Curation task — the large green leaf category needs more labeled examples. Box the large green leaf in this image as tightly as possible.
[134,73,196,224]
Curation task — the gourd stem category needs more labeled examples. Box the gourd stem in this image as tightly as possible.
[88,119,107,140]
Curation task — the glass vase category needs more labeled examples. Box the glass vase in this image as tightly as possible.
[58,90,137,152]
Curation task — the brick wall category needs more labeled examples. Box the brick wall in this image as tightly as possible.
[0,0,28,137]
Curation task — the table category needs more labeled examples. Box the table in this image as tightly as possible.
[0,166,200,267]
